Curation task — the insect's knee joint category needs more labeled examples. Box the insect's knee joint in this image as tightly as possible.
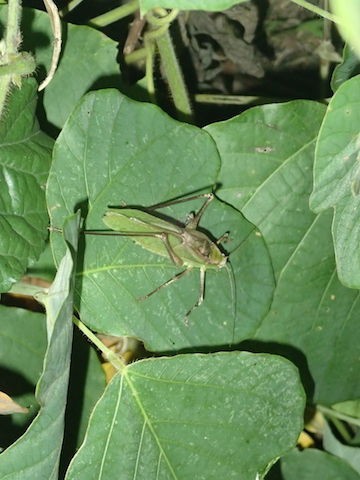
[157,232,167,241]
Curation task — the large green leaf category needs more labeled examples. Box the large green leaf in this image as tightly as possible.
[0,78,52,292]
[66,352,304,480]
[47,90,274,351]
[0,214,78,479]
[281,449,360,480]
[207,100,360,404]
[254,211,360,404]
[310,75,360,288]
[206,101,326,278]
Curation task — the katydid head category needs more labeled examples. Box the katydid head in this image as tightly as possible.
[181,228,227,269]
[207,243,227,268]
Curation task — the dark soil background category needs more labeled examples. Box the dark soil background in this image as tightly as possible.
[25,0,342,125]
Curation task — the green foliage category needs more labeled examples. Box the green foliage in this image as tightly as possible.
[281,449,360,480]
[0,306,46,446]
[0,214,79,478]
[139,0,249,15]
[47,90,274,350]
[66,353,304,480]
[310,75,360,288]
[207,101,360,404]
[1,2,360,479]
[0,78,52,291]
[0,7,123,129]
[323,421,360,474]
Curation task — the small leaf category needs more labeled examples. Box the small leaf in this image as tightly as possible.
[0,392,28,415]
[333,399,360,419]
[207,100,326,279]
[323,421,360,475]
[66,352,305,479]
[310,75,360,287]
[331,44,360,92]
[281,449,360,480]
[0,78,52,292]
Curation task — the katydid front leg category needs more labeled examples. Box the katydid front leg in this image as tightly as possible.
[185,193,214,229]
[140,265,207,324]
[136,232,206,322]
[184,266,206,323]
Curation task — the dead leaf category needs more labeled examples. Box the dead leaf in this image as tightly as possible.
[0,391,29,415]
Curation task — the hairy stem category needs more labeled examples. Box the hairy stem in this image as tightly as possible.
[72,316,126,371]
[5,0,22,58]
[155,27,193,122]
[0,0,22,118]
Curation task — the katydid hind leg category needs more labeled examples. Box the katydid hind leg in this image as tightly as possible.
[149,192,213,211]
[160,233,183,266]
[185,194,214,229]
[84,228,183,266]
[148,192,214,230]
[216,232,229,245]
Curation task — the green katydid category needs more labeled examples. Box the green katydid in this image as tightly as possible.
[85,193,236,321]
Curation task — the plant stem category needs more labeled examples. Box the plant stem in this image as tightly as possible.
[318,404,360,427]
[5,0,21,58]
[89,0,138,27]
[195,93,286,105]
[145,38,155,100]
[9,282,126,371]
[155,28,193,122]
[291,0,339,23]
[0,74,11,117]
[143,9,192,121]
[60,0,85,16]
[125,47,147,64]
[329,416,353,444]
[72,316,126,372]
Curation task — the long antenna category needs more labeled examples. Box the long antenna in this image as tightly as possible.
[225,261,237,345]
